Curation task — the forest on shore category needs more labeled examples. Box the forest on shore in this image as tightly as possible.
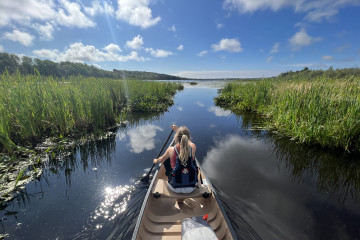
[0,52,186,80]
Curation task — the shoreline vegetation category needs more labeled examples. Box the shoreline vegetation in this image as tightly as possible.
[0,72,182,202]
[215,67,360,152]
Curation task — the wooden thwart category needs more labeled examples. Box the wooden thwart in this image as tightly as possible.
[152,179,211,199]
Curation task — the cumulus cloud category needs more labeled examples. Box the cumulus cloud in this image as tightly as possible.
[116,0,161,29]
[270,42,280,53]
[211,38,243,52]
[33,42,146,62]
[223,0,360,23]
[177,45,184,51]
[33,22,55,41]
[197,50,208,57]
[126,35,144,50]
[56,0,96,28]
[145,48,173,57]
[84,0,115,16]
[0,0,56,27]
[103,43,122,52]
[3,30,35,46]
[33,49,60,60]
[216,23,224,29]
[289,28,322,51]
[0,45,4,52]
[322,55,334,60]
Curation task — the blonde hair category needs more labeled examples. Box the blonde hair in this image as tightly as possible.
[174,126,191,165]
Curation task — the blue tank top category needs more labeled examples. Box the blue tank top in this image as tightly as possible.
[168,145,198,188]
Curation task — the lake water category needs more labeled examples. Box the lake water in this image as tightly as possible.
[1,81,360,240]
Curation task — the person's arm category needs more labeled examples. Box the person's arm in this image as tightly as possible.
[153,147,172,164]
[190,142,196,160]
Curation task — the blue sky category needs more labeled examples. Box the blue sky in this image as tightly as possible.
[1,0,359,78]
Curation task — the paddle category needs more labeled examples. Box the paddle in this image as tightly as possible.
[140,129,174,183]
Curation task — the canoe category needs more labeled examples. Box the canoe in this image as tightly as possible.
[132,142,238,240]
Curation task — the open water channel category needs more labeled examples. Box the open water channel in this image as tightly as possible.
[1,81,360,240]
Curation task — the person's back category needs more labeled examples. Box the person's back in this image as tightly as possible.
[168,126,198,193]
[153,125,198,193]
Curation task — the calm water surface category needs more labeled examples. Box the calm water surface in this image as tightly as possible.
[1,81,360,240]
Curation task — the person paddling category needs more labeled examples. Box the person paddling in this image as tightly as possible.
[153,125,198,193]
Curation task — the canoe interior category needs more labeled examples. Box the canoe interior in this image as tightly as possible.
[134,162,235,240]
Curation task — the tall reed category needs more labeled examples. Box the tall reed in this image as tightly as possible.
[215,75,360,151]
[0,73,181,150]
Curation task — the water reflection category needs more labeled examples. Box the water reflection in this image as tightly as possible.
[196,101,205,107]
[202,125,360,240]
[208,106,232,117]
[126,124,163,153]
[92,184,135,227]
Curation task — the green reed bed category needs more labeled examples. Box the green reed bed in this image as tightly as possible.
[0,73,181,150]
[215,75,360,152]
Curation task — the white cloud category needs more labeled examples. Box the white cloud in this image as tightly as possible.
[223,0,360,23]
[145,48,173,58]
[116,0,161,29]
[177,45,184,51]
[169,25,176,32]
[103,43,122,52]
[84,0,115,16]
[3,30,35,46]
[177,106,183,111]
[211,38,243,52]
[33,22,55,41]
[33,49,60,60]
[289,28,322,51]
[197,50,208,57]
[217,23,224,29]
[266,56,274,62]
[0,0,56,27]
[208,106,232,117]
[0,45,4,52]
[270,42,280,53]
[56,0,96,28]
[33,42,146,62]
[126,35,144,50]
[322,55,334,60]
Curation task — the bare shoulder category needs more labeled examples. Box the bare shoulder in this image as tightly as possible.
[189,141,196,150]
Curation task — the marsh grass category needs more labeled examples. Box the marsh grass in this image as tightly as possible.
[215,74,360,152]
[0,73,181,150]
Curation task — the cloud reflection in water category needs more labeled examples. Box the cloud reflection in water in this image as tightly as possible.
[127,124,163,153]
[208,106,231,117]
[202,134,315,240]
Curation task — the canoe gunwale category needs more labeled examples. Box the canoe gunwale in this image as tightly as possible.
[131,167,160,240]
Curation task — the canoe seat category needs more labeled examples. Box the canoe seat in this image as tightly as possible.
[152,179,211,199]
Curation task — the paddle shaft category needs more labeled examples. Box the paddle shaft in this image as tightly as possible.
[144,129,174,179]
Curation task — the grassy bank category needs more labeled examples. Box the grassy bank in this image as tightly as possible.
[0,73,182,151]
[215,69,360,152]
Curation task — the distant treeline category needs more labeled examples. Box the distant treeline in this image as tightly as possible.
[0,52,186,80]
[277,66,360,79]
